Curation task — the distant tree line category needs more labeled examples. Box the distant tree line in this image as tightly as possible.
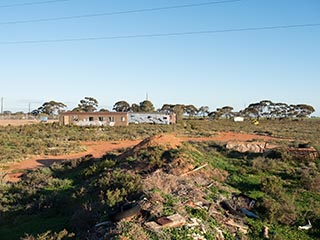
[208,100,315,120]
[242,100,315,119]
[28,97,315,120]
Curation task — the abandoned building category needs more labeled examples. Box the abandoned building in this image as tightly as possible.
[128,112,176,125]
[60,112,176,126]
[60,112,129,126]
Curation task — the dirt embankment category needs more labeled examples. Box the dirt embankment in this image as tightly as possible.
[0,119,57,126]
[4,132,277,182]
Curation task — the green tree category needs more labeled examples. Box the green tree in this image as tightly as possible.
[293,104,315,118]
[113,101,130,112]
[31,109,41,117]
[160,104,185,122]
[139,100,155,112]
[160,104,175,114]
[73,97,98,112]
[208,111,219,120]
[130,103,140,112]
[36,101,67,116]
[221,106,234,119]
[184,105,198,117]
[243,103,260,119]
[242,101,315,119]
[210,106,234,120]
[198,106,209,117]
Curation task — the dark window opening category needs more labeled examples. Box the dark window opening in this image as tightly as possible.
[109,116,115,122]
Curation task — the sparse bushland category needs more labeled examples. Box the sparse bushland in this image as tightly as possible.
[1,118,320,165]
[0,119,319,239]
[0,122,176,164]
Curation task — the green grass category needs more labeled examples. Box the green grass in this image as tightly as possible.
[0,215,69,240]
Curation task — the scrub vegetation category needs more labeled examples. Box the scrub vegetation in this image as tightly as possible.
[0,118,319,239]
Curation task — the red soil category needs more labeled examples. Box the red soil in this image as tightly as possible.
[4,132,277,182]
[6,140,140,182]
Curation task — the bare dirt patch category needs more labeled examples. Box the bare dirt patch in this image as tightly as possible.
[5,139,140,182]
[0,119,40,126]
[0,119,57,126]
[4,132,281,182]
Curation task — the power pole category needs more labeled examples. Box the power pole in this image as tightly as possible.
[27,102,31,119]
[1,97,3,114]
[146,92,149,101]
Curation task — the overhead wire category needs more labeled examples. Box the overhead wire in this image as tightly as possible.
[0,0,242,25]
[0,0,72,9]
[1,23,319,45]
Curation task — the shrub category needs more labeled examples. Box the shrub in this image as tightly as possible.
[21,229,74,240]
[98,170,142,207]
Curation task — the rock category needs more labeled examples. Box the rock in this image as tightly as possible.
[226,142,268,153]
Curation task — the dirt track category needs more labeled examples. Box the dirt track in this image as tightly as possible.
[5,132,275,182]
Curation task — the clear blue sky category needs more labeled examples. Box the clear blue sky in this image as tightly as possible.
[0,0,319,115]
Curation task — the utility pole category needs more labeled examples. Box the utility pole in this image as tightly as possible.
[27,102,31,119]
[146,92,149,101]
[1,97,3,114]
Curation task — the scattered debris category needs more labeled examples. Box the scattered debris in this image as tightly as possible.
[145,214,186,231]
[298,220,312,230]
[298,143,311,148]
[156,216,173,226]
[263,226,270,239]
[220,200,243,217]
[93,221,118,239]
[144,221,163,232]
[220,193,259,220]
[94,221,113,228]
[180,163,208,176]
[190,233,206,240]
[239,208,260,219]
[186,218,207,240]
[225,219,248,234]
[288,147,319,161]
[111,202,141,222]
[214,226,225,240]
[186,218,201,228]
[232,193,256,210]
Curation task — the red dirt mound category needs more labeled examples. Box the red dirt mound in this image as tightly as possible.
[118,134,182,161]
[134,134,182,150]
